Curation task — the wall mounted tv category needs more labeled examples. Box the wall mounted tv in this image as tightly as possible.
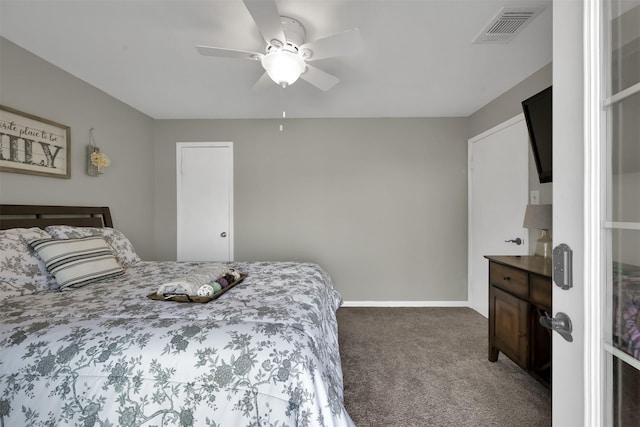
[522,86,552,183]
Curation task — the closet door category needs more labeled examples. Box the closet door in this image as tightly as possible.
[468,115,529,318]
[176,142,233,261]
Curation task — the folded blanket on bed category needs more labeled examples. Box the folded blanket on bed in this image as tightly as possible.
[185,266,232,287]
[156,265,234,296]
[156,280,201,296]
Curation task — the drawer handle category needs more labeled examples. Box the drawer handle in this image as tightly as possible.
[502,276,511,281]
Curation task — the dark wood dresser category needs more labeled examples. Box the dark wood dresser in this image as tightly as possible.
[485,255,553,388]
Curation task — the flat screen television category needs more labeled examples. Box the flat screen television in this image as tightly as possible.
[522,86,552,183]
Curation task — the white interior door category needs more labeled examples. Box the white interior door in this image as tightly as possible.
[468,115,529,318]
[176,142,233,262]
[552,1,593,424]
[554,2,640,425]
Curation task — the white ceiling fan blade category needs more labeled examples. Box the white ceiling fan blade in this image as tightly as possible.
[243,0,286,46]
[196,45,263,60]
[301,65,340,91]
[300,28,363,61]
[252,72,274,90]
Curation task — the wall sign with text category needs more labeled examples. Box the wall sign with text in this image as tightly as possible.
[0,105,71,179]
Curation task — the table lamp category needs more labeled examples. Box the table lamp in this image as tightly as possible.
[523,204,552,258]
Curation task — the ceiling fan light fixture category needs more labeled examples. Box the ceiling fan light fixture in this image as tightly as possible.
[195,1,363,91]
[261,50,306,87]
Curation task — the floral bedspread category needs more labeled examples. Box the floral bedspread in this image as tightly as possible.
[613,263,640,360]
[0,261,354,427]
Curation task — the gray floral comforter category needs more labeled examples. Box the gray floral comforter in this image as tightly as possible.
[0,261,354,427]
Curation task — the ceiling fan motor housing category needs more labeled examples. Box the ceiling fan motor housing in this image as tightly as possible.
[278,16,306,49]
[268,16,312,59]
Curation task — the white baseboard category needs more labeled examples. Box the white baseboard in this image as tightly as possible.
[341,301,469,308]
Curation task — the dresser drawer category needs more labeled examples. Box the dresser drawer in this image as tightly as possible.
[530,273,552,310]
[489,262,528,299]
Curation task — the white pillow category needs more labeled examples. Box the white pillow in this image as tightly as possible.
[29,236,125,290]
[0,227,57,297]
[45,225,141,267]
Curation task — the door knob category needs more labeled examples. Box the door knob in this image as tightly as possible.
[539,312,573,342]
[220,232,227,238]
[505,237,523,245]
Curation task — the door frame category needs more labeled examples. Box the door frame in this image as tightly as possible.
[176,141,234,261]
[584,0,603,423]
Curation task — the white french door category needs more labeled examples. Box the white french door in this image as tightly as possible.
[553,1,639,425]
[551,1,587,424]
[594,1,640,425]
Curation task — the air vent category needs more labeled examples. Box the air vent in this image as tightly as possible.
[474,6,545,43]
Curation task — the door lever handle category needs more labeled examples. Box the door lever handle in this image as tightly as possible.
[539,312,573,342]
[505,238,523,245]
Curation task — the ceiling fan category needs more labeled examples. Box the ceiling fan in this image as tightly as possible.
[196,0,363,91]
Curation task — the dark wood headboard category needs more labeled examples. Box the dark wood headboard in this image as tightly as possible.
[0,204,113,230]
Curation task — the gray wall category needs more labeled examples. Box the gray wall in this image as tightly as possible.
[153,118,469,301]
[468,63,553,252]
[0,38,156,259]
[468,63,552,138]
[1,34,550,303]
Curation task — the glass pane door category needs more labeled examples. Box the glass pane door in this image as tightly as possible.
[603,1,640,425]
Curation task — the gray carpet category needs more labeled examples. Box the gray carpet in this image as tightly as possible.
[337,307,551,427]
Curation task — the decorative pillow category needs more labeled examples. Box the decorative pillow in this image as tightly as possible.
[45,225,141,267]
[0,227,58,297]
[29,236,125,290]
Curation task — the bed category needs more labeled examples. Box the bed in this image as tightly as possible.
[0,204,354,427]
[613,262,640,361]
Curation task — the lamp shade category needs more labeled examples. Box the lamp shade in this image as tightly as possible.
[261,50,305,87]
[523,204,552,230]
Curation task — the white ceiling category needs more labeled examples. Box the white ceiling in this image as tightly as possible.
[0,0,552,120]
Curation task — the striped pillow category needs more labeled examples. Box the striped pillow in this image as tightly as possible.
[29,236,125,289]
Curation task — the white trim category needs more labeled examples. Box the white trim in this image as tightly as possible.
[176,142,234,262]
[584,0,603,425]
[604,344,640,372]
[605,221,640,230]
[467,113,525,144]
[467,139,474,311]
[341,300,469,308]
[604,81,640,106]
